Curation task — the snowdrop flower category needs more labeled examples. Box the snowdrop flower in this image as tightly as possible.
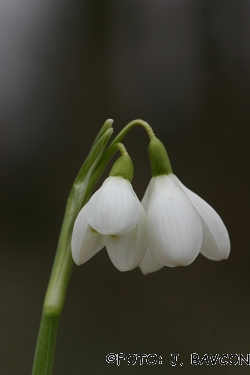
[71,150,147,271]
[139,137,230,274]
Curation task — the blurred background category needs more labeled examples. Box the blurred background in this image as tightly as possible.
[1,0,250,374]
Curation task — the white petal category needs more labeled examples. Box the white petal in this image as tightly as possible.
[71,204,105,265]
[139,249,165,275]
[141,178,156,211]
[105,201,147,271]
[139,178,165,274]
[147,175,203,267]
[169,174,230,260]
[86,176,139,235]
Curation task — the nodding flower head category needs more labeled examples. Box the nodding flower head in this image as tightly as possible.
[71,151,147,271]
[139,137,230,274]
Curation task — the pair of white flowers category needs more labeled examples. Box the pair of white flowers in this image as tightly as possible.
[71,173,230,274]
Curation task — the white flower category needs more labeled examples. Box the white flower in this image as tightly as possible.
[139,174,230,274]
[71,176,147,271]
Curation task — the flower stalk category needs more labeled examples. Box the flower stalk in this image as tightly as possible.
[31,121,113,375]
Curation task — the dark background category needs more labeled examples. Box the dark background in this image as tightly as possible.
[1,1,250,374]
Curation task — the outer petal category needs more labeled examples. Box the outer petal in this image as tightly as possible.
[105,201,147,271]
[86,176,139,236]
[169,174,230,260]
[147,175,202,267]
[141,178,156,211]
[139,178,164,274]
[71,204,105,265]
[139,249,165,275]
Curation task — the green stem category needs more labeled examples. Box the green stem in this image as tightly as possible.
[31,193,75,375]
[31,119,152,375]
[31,122,114,375]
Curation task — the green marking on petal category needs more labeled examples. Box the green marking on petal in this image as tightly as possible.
[90,227,99,234]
